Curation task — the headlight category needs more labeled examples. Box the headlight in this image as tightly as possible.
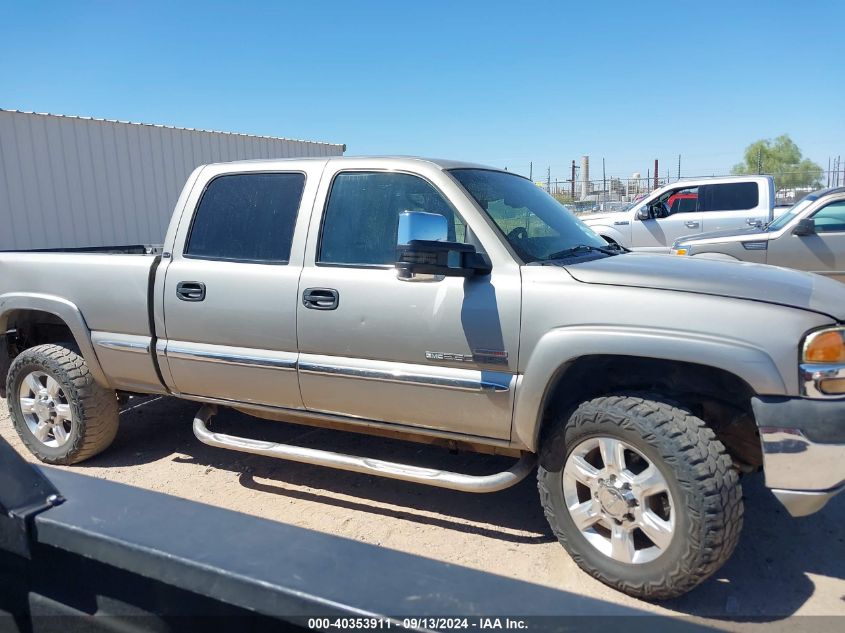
[803,327,845,363]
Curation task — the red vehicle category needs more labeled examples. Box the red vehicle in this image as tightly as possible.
[667,191,698,214]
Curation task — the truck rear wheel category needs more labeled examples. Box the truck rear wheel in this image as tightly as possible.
[6,343,119,465]
[537,393,743,600]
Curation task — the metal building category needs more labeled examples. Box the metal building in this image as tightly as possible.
[0,109,345,250]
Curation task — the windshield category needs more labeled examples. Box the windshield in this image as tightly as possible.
[766,194,818,231]
[449,169,611,263]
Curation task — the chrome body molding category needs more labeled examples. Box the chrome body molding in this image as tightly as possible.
[299,356,512,393]
[193,404,534,493]
[164,341,297,371]
[91,332,151,355]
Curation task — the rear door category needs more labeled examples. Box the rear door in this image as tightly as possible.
[767,197,845,282]
[699,181,767,232]
[160,161,324,407]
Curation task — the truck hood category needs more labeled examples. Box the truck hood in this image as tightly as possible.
[562,252,845,321]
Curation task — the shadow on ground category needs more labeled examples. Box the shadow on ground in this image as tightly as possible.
[84,396,844,619]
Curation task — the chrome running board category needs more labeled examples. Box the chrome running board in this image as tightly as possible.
[192,405,535,493]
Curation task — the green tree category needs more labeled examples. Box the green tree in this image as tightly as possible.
[731,134,823,190]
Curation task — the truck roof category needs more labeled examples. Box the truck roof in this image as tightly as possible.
[211,155,505,172]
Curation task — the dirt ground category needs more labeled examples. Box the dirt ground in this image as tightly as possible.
[1,395,843,627]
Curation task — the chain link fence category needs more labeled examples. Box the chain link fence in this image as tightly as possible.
[538,170,845,214]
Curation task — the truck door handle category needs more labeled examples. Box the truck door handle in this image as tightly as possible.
[684,221,700,228]
[303,287,339,310]
[747,217,763,226]
[176,281,206,302]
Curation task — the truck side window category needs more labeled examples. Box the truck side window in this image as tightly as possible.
[811,200,845,233]
[698,183,759,212]
[185,173,305,263]
[319,172,467,266]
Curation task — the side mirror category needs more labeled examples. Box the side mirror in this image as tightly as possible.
[396,211,490,280]
[793,218,816,236]
[636,207,650,221]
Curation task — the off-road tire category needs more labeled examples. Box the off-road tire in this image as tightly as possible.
[6,343,119,464]
[537,393,743,600]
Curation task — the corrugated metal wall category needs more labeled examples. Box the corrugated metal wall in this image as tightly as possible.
[0,110,345,250]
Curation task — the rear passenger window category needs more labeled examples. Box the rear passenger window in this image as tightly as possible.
[185,173,305,263]
[812,201,845,233]
[319,172,466,266]
[698,183,759,212]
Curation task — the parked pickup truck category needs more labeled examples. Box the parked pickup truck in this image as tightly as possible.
[581,175,778,251]
[671,186,845,282]
[2,157,845,600]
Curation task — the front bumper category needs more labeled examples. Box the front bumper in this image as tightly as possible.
[752,396,845,516]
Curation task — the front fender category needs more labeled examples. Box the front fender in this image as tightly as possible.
[512,325,786,451]
[0,292,110,388]
[585,225,626,247]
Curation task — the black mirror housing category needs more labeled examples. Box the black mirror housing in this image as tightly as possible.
[396,240,491,278]
[793,218,816,236]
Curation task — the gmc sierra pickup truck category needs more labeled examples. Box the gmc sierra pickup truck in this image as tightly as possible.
[2,157,844,600]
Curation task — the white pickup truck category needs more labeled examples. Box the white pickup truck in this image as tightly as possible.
[581,175,778,251]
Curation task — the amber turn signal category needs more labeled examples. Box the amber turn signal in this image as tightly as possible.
[803,328,845,364]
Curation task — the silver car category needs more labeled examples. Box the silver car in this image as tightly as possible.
[672,186,845,282]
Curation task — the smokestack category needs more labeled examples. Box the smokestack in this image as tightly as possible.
[581,155,590,199]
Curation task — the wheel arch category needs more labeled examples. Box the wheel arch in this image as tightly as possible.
[0,293,109,396]
[514,327,784,467]
[587,225,625,247]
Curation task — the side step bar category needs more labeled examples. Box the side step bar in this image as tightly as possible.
[193,405,536,493]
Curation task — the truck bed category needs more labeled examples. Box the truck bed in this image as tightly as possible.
[0,250,157,337]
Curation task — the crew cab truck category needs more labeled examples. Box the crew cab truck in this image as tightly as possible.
[582,175,777,251]
[671,186,845,282]
[2,157,845,600]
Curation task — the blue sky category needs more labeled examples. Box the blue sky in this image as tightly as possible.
[2,1,843,181]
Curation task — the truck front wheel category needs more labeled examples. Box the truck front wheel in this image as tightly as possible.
[538,394,743,600]
[6,343,119,465]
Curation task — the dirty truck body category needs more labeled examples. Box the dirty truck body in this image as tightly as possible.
[2,157,844,600]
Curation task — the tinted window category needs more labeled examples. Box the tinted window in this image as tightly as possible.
[812,200,845,233]
[319,172,466,266]
[185,173,305,263]
[670,196,698,214]
[698,182,759,212]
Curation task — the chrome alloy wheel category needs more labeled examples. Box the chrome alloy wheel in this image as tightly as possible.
[18,371,74,448]
[562,436,675,564]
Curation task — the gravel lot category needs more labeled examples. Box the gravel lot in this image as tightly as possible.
[2,394,843,627]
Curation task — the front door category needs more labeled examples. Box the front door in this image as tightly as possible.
[296,168,520,440]
[161,164,322,407]
[767,198,845,282]
[630,186,703,251]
